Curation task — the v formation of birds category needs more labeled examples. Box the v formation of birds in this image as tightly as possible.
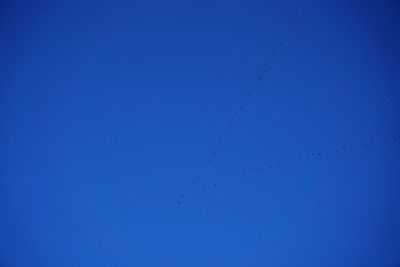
[175,0,397,205]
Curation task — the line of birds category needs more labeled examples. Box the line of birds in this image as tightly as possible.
[177,134,400,205]
[177,0,308,205]
[241,135,400,175]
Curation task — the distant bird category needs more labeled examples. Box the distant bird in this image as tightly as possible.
[180,194,185,198]
[177,201,182,205]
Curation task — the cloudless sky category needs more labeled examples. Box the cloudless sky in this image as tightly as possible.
[1,0,400,266]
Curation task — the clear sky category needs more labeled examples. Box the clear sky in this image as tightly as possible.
[1,0,400,266]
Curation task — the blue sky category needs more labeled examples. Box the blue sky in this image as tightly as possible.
[1,0,400,266]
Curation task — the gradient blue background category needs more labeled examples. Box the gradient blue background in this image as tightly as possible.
[1,0,400,266]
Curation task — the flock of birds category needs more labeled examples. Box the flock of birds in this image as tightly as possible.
[172,1,397,205]
[177,0,308,205]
